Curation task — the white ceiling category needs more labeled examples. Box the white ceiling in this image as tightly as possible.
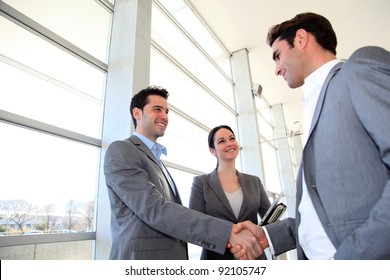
[188,0,390,131]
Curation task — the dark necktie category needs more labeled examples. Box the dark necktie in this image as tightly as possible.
[159,160,177,196]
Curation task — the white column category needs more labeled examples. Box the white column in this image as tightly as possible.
[231,48,264,180]
[95,0,152,259]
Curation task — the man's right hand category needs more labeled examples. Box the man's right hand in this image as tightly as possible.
[230,221,269,260]
[228,223,264,260]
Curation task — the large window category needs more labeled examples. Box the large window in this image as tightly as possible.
[1,0,294,260]
[255,96,282,194]
[151,0,237,259]
[0,0,112,259]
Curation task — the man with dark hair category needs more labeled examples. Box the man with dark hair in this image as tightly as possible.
[233,12,390,260]
[104,85,262,260]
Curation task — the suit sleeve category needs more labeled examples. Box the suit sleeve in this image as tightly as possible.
[104,141,232,254]
[189,175,206,213]
[265,218,296,256]
[335,46,390,259]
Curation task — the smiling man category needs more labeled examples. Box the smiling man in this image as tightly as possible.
[104,86,263,260]
[232,12,390,260]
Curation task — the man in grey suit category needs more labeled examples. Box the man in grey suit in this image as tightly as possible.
[232,12,390,259]
[104,86,262,260]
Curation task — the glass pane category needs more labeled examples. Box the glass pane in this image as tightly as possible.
[198,88,237,129]
[3,0,112,62]
[152,5,198,75]
[160,112,215,174]
[261,143,282,193]
[150,48,199,118]
[257,113,274,140]
[255,97,272,124]
[256,100,281,192]
[256,96,273,141]
[151,48,236,130]
[0,17,105,138]
[288,135,301,181]
[196,51,235,108]
[159,0,231,77]
[0,241,93,260]
[0,123,99,235]
[152,5,235,108]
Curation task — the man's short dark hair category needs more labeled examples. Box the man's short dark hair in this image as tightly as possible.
[266,12,337,55]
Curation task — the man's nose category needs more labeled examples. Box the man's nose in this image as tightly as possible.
[275,64,282,76]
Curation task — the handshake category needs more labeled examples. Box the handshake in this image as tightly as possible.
[228,221,269,260]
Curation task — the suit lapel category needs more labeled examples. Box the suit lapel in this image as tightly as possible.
[303,62,343,190]
[129,135,181,204]
[129,135,159,165]
[307,62,344,141]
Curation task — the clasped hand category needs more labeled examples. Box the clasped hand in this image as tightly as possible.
[228,221,268,260]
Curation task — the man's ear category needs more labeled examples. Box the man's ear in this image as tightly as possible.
[132,107,141,123]
[295,29,308,47]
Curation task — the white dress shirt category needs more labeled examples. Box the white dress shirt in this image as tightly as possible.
[298,59,340,259]
[264,60,340,259]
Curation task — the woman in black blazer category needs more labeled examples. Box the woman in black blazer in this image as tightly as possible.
[189,125,271,260]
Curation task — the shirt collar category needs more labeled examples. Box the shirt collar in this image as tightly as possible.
[302,59,341,97]
[133,132,167,160]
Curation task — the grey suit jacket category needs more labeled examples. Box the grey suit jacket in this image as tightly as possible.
[104,135,233,259]
[266,46,390,259]
[190,169,271,259]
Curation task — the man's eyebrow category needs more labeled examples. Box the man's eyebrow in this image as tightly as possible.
[152,105,169,112]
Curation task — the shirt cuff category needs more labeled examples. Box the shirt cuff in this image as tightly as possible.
[262,226,275,256]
